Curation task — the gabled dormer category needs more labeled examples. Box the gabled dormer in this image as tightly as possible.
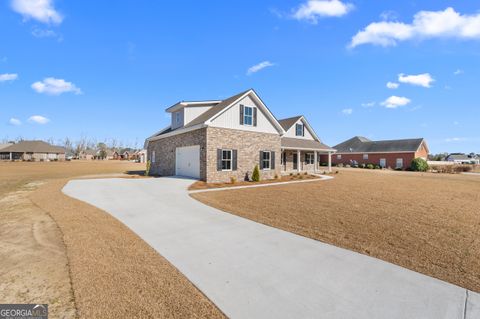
[279,116,319,141]
[166,100,221,130]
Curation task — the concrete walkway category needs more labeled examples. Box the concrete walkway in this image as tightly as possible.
[63,177,480,319]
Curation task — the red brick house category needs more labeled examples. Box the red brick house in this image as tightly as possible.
[322,136,429,169]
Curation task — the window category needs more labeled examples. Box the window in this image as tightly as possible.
[222,150,232,171]
[151,151,156,163]
[243,106,253,125]
[306,153,314,164]
[379,158,386,168]
[363,154,368,160]
[396,158,403,169]
[262,151,271,170]
[295,124,304,136]
[175,112,181,125]
[337,154,342,160]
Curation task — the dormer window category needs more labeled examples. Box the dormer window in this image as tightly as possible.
[175,112,181,125]
[240,105,257,126]
[295,123,304,136]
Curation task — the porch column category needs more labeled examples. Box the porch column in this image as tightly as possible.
[297,149,301,172]
[9,152,12,161]
[314,151,318,173]
[328,151,332,172]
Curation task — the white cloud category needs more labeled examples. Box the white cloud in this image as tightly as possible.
[444,137,466,142]
[9,118,22,126]
[11,0,63,24]
[293,0,353,23]
[398,73,434,88]
[28,115,50,124]
[454,69,464,75]
[341,108,353,115]
[361,101,375,108]
[0,73,18,82]
[386,81,399,89]
[246,61,275,75]
[31,77,82,95]
[31,27,61,40]
[381,96,411,108]
[350,7,480,48]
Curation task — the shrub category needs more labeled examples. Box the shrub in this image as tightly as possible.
[320,162,327,166]
[145,160,151,176]
[359,163,366,169]
[298,175,304,179]
[230,176,237,184]
[289,172,293,176]
[366,163,374,169]
[374,164,381,169]
[304,171,308,175]
[252,165,260,182]
[274,174,279,179]
[337,163,344,168]
[410,158,429,172]
[345,164,351,168]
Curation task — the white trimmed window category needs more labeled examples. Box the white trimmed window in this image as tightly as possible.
[363,154,368,160]
[244,106,253,126]
[175,112,181,125]
[222,149,232,171]
[337,154,342,160]
[262,151,271,170]
[306,153,314,164]
[296,124,304,136]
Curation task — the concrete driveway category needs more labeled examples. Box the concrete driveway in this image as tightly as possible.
[63,177,480,319]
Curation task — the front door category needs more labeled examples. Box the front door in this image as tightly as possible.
[293,153,298,170]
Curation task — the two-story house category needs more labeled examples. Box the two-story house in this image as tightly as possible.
[145,89,335,183]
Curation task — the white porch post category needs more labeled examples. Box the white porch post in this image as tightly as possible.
[9,152,12,161]
[328,151,332,172]
[297,149,301,172]
[314,151,318,173]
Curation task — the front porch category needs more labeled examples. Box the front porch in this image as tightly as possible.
[280,148,333,174]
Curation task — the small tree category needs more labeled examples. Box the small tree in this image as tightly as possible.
[145,160,151,176]
[411,157,429,172]
[252,165,260,182]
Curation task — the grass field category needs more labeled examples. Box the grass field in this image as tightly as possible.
[192,169,480,292]
[0,161,224,319]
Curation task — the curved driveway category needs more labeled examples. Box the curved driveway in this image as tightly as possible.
[63,177,479,319]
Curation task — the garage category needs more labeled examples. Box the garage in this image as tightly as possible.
[175,145,200,179]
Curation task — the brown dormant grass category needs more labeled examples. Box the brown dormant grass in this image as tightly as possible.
[192,169,480,292]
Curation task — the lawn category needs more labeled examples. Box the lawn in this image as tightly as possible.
[192,169,480,292]
[0,161,224,319]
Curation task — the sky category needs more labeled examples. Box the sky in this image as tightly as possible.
[0,0,479,153]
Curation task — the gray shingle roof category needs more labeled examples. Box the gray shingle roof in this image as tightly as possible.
[278,116,302,131]
[334,136,424,153]
[281,137,334,151]
[0,143,13,151]
[1,140,65,153]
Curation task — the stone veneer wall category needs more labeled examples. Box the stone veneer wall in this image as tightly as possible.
[206,127,281,183]
[147,128,207,180]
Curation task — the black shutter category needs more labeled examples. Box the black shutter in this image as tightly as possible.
[253,108,257,126]
[217,149,222,171]
[271,151,275,169]
[302,124,305,136]
[232,150,237,171]
[305,153,308,162]
[259,151,263,169]
[240,105,244,125]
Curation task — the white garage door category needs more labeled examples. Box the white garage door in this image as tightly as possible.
[175,145,200,179]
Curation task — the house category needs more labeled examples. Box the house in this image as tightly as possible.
[133,149,147,163]
[0,143,13,160]
[445,153,480,164]
[145,89,335,182]
[79,149,97,160]
[0,140,66,161]
[329,136,429,169]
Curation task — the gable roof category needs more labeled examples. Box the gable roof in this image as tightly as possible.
[278,116,302,131]
[1,140,65,153]
[0,143,13,151]
[334,136,426,153]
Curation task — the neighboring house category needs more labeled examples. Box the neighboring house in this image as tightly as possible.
[145,89,335,182]
[79,149,97,160]
[134,149,147,163]
[0,143,13,160]
[0,140,66,161]
[445,153,480,164]
[330,136,429,169]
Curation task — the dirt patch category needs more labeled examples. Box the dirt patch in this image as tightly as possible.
[30,180,225,318]
[0,183,75,318]
[192,170,480,292]
[189,173,319,190]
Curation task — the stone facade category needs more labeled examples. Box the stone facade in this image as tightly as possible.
[148,128,207,180]
[206,127,281,183]
[281,150,318,172]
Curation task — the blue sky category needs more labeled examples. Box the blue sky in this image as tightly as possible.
[1,0,479,153]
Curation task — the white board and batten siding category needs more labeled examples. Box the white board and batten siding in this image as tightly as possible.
[283,118,315,140]
[175,145,200,179]
[209,95,278,134]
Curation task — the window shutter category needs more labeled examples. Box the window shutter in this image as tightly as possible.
[232,150,238,171]
[271,151,275,169]
[217,149,222,171]
[302,124,305,136]
[305,153,308,162]
[240,105,244,125]
[253,108,257,126]
[259,151,263,169]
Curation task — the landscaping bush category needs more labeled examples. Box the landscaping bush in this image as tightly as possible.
[320,162,327,166]
[410,158,429,172]
[366,163,374,169]
[345,164,351,168]
[359,163,366,169]
[145,160,151,176]
[374,164,381,169]
[274,174,279,179]
[230,176,237,184]
[337,163,344,168]
[252,165,260,182]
